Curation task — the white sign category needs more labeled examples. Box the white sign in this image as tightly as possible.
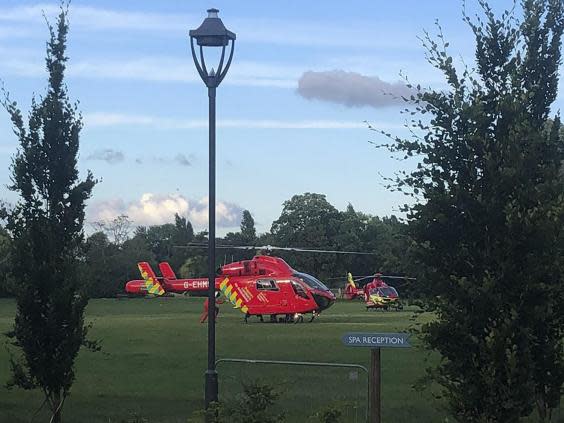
[342,332,411,348]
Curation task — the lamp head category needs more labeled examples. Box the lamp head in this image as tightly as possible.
[189,8,236,47]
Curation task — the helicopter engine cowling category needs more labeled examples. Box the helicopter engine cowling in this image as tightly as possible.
[220,255,294,277]
[221,260,253,276]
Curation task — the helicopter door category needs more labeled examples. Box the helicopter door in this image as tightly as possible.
[256,279,282,310]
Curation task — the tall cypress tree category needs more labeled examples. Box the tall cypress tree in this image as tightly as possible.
[3,7,97,422]
[240,210,257,244]
[381,1,564,421]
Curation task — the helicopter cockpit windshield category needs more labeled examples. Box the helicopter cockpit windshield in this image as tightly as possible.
[370,287,398,297]
[293,272,330,291]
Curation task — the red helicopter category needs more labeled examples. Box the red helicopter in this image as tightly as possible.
[339,272,414,310]
[362,273,402,311]
[126,254,337,323]
[125,244,376,322]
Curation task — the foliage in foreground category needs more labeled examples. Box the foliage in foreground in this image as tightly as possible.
[380,1,564,421]
[189,381,285,423]
[2,6,98,423]
[310,405,343,423]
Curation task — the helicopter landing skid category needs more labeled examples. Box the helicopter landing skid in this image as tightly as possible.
[243,313,318,323]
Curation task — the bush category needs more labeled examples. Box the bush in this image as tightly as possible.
[188,381,284,423]
[311,405,343,423]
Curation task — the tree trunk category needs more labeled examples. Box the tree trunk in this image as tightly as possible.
[51,391,62,423]
[536,399,547,422]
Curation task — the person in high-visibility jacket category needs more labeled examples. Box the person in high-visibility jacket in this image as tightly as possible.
[200,292,224,323]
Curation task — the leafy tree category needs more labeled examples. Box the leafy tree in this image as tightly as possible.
[222,210,258,262]
[240,210,257,244]
[179,255,208,279]
[173,213,194,245]
[268,193,410,285]
[169,213,195,269]
[0,225,13,297]
[271,193,341,245]
[361,216,411,274]
[133,213,194,270]
[1,7,98,422]
[331,204,366,275]
[82,231,111,296]
[380,1,564,421]
[83,231,154,298]
[143,223,176,262]
[271,193,342,279]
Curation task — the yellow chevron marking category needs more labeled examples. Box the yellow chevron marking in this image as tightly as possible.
[218,278,248,314]
[138,265,164,296]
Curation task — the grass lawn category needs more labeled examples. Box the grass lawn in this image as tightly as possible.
[0,298,444,422]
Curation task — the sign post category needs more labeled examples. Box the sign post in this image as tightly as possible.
[342,332,411,423]
[370,348,381,423]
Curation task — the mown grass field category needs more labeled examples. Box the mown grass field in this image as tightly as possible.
[0,297,558,423]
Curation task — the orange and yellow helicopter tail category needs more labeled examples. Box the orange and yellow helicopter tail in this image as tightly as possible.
[138,262,165,296]
[347,272,357,289]
[219,277,249,314]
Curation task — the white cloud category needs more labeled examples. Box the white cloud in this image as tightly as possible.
[297,70,416,108]
[82,112,383,130]
[88,193,243,228]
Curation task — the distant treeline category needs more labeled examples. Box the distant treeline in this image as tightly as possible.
[0,192,416,298]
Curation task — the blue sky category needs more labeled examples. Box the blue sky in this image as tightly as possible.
[0,1,562,235]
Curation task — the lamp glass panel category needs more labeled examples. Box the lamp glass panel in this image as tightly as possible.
[200,45,226,75]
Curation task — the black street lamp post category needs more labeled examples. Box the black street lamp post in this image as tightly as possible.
[189,8,236,408]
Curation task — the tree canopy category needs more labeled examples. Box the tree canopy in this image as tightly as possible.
[379,1,564,420]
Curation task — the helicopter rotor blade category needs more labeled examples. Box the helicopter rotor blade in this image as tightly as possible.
[174,243,377,255]
[354,274,417,281]
[174,243,257,250]
[261,245,377,255]
[326,274,417,281]
[326,274,374,281]
[379,275,417,280]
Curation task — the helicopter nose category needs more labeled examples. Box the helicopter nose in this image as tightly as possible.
[312,291,335,311]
